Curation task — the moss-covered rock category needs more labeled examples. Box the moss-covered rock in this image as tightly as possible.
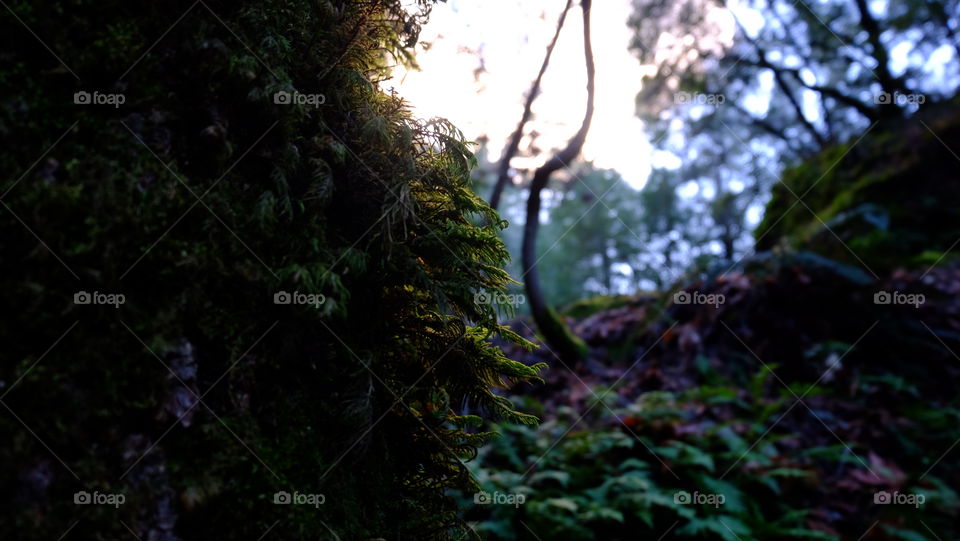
[756,99,960,272]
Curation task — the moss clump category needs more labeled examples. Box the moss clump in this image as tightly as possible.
[562,295,641,320]
[0,1,544,539]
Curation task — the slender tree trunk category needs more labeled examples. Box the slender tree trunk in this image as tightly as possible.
[723,227,735,260]
[602,244,613,294]
[521,0,595,364]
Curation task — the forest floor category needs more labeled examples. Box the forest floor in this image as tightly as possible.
[467,255,960,540]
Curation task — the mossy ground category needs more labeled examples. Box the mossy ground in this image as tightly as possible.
[756,99,960,272]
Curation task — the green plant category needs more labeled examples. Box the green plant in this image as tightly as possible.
[0,1,544,539]
[461,361,960,540]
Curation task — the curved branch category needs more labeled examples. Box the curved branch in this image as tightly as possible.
[728,54,880,123]
[520,0,595,364]
[489,0,574,211]
[727,9,826,148]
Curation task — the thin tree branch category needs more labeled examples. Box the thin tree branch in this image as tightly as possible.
[521,0,595,363]
[489,0,574,211]
[726,8,827,148]
[853,0,910,100]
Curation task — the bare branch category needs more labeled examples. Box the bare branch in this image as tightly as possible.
[489,0,574,211]
[520,0,596,363]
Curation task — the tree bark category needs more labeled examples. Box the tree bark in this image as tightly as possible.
[521,0,595,364]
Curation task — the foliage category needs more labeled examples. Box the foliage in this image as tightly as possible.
[537,168,647,304]
[472,157,703,305]
[462,286,960,539]
[466,225,960,539]
[0,1,544,539]
[628,0,960,276]
[461,364,959,540]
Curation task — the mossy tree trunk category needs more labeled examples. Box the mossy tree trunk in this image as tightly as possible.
[521,0,594,364]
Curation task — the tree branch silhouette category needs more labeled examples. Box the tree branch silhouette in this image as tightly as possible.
[489,0,574,211]
[521,0,595,364]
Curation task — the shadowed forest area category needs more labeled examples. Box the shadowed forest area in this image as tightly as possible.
[1,0,959,540]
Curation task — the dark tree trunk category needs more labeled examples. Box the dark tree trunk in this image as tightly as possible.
[521,0,595,364]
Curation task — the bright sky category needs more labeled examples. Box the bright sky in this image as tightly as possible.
[387,0,654,188]
[385,0,952,195]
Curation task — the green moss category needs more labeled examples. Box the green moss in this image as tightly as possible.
[562,295,640,319]
[540,306,589,362]
[756,100,960,272]
[0,1,543,539]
